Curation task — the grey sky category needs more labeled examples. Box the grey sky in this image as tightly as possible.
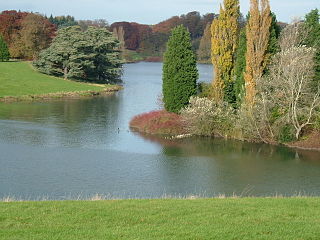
[1,0,319,24]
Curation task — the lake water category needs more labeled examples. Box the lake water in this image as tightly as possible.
[0,62,319,199]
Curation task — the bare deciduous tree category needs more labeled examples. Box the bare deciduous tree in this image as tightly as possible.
[279,22,308,51]
[259,46,319,139]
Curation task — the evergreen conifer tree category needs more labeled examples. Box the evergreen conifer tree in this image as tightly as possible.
[234,29,247,105]
[0,35,10,61]
[267,13,281,57]
[304,9,320,91]
[162,25,198,113]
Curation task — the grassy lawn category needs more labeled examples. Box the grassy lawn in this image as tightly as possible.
[0,61,106,98]
[1,198,320,239]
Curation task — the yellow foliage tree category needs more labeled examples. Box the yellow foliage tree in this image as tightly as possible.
[244,0,272,106]
[211,0,240,103]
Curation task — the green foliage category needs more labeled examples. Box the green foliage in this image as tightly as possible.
[197,82,212,98]
[0,35,10,61]
[48,15,78,28]
[314,111,320,130]
[278,124,295,143]
[270,106,283,124]
[267,12,281,57]
[234,28,247,106]
[304,9,320,91]
[304,9,320,47]
[162,25,198,113]
[34,26,122,84]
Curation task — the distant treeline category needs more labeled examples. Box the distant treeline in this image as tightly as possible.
[111,11,217,61]
[0,10,287,62]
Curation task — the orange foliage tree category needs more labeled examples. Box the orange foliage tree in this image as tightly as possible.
[244,0,272,106]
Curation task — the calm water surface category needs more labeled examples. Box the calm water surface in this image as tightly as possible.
[0,62,319,199]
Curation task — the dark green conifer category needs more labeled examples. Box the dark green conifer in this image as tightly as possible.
[304,9,320,91]
[234,28,247,106]
[162,25,198,113]
[267,12,281,57]
[0,35,10,62]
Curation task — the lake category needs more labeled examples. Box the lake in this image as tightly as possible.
[0,62,319,200]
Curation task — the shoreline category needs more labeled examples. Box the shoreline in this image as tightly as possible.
[0,85,122,103]
[129,111,320,152]
[2,196,320,202]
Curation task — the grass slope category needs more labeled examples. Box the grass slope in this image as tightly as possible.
[1,198,320,239]
[0,61,105,98]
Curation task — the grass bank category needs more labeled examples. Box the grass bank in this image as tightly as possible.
[0,61,121,102]
[1,198,320,239]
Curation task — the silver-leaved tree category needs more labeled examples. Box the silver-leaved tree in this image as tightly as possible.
[34,26,122,84]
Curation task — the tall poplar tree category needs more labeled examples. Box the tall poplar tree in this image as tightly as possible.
[211,0,240,103]
[244,0,272,106]
[234,12,279,106]
[162,25,198,113]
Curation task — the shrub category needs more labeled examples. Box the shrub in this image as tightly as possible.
[197,82,212,98]
[129,110,186,136]
[315,112,320,130]
[181,97,236,137]
[278,124,295,143]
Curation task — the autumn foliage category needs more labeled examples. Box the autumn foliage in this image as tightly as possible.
[0,10,56,59]
[129,110,187,136]
[244,0,272,106]
[211,0,240,103]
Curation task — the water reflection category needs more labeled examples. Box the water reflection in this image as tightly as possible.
[0,95,121,148]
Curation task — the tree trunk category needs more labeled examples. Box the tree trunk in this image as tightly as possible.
[64,67,68,80]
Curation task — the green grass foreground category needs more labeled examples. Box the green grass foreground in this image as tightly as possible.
[1,198,320,239]
[0,61,118,100]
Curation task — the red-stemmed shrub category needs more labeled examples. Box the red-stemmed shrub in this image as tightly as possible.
[129,110,187,136]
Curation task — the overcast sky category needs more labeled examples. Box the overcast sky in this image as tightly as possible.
[1,0,319,24]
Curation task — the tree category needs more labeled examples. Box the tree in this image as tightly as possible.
[244,0,272,106]
[113,26,125,59]
[33,26,122,83]
[304,9,320,91]
[211,0,240,103]
[162,25,198,113]
[78,19,109,31]
[267,12,281,57]
[233,28,247,105]
[0,35,10,61]
[197,23,211,63]
[259,46,319,140]
[19,13,56,59]
[257,23,320,140]
[0,10,28,45]
[234,12,279,106]
[48,15,78,28]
